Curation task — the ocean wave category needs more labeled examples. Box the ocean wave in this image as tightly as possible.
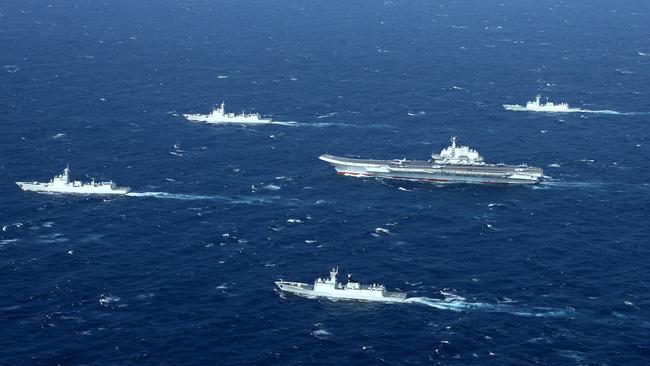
[250,183,282,193]
[315,112,337,119]
[311,329,332,338]
[0,239,20,245]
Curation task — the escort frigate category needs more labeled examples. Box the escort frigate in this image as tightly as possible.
[503,95,579,113]
[183,102,272,124]
[16,166,130,195]
[275,267,407,303]
[319,137,545,185]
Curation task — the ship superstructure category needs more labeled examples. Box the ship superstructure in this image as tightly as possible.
[319,137,545,185]
[16,166,130,195]
[503,95,578,113]
[183,102,272,124]
[275,267,407,303]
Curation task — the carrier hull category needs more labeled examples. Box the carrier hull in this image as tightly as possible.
[319,155,543,185]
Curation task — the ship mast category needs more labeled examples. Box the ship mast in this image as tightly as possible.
[330,267,338,284]
[63,165,70,183]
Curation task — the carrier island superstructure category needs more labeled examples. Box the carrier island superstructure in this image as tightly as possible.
[319,137,545,185]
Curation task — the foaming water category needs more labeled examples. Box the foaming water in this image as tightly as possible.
[125,191,274,204]
[534,180,606,190]
[578,109,649,115]
[404,297,570,318]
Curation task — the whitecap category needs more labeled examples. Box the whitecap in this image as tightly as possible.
[3,65,20,73]
[39,233,68,243]
[99,294,120,306]
[624,300,640,309]
[52,133,66,139]
[315,112,337,119]
[440,290,466,302]
[311,329,332,339]
[374,227,390,234]
[287,218,302,223]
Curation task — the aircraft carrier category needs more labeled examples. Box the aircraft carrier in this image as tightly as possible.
[319,137,545,185]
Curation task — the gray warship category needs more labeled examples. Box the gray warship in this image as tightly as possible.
[16,166,130,195]
[319,137,545,185]
[275,267,407,303]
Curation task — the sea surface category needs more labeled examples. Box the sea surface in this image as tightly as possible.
[1,0,650,364]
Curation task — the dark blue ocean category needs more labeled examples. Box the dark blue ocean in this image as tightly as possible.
[2,0,650,364]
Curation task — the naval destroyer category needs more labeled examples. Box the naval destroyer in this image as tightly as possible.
[275,267,407,303]
[503,95,579,113]
[16,166,130,195]
[183,102,272,124]
[319,137,545,185]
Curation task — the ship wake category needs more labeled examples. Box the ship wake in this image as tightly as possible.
[535,180,606,190]
[577,108,649,115]
[125,191,273,204]
[404,297,570,318]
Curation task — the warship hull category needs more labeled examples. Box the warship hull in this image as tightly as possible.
[319,155,543,185]
[275,281,406,303]
[183,113,272,124]
[503,104,579,113]
[16,182,130,195]
[183,102,272,124]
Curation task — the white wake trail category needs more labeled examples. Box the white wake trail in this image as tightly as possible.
[404,297,570,318]
[576,109,650,115]
[125,191,273,204]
